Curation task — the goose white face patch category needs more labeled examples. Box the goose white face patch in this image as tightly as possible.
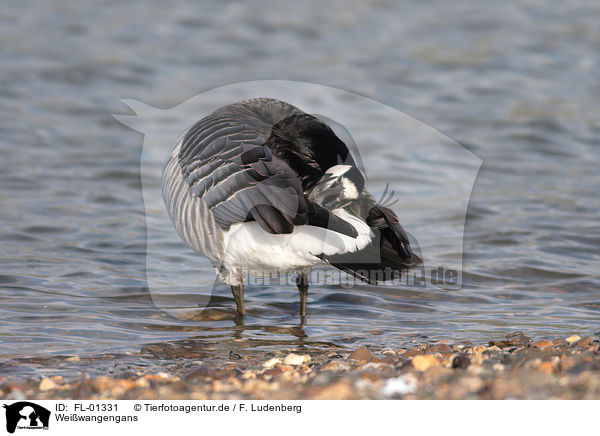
[341,176,359,199]
[325,164,359,199]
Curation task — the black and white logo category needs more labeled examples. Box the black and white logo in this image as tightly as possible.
[3,402,50,434]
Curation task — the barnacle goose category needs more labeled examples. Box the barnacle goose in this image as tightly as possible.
[162,98,421,318]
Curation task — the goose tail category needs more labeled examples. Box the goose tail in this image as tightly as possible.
[323,205,422,284]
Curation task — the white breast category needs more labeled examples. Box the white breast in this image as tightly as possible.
[222,209,373,272]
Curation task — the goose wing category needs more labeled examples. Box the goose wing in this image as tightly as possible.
[178,112,309,234]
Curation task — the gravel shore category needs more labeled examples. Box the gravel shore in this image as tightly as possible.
[2,333,600,400]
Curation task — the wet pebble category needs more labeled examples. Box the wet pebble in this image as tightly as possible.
[283,353,311,366]
[228,351,242,360]
[314,381,355,400]
[452,355,471,369]
[532,340,554,349]
[39,378,57,391]
[538,361,555,375]
[381,375,416,396]
[489,331,531,348]
[322,361,349,372]
[262,367,283,379]
[382,348,396,357]
[572,337,592,348]
[411,355,441,371]
[349,347,373,362]
[184,366,210,380]
[263,358,282,368]
[428,344,453,354]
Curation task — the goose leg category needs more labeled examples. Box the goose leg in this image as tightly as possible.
[231,284,245,316]
[296,270,309,319]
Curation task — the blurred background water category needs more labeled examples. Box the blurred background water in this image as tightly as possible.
[0,0,599,378]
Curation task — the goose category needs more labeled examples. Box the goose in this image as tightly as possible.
[162,98,421,318]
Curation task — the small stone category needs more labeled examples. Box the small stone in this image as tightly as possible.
[411,355,441,371]
[278,364,295,374]
[211,379,227,393]
[382,348,396,357]
[39,378,57,391]
[283,353,311,366]
[262,367,282,378]
[423,366,453,381]
[428,344,453,354]
[354,378,376,391]
[58,383,73,391]
[322,361,349,372]
[524,358,543,370]
[538,361,554,375]
[314,381,355,400]
[117,371,138,380]
[361,361,393,372]
[457,375,484,393]
[184,367,210,380]
[241,370,257,380]
[228,351,242,360]
[134,377,150,388]
[402,344,429,357]
[566,335,581,344]
[489,331,531,348]
[452,355,471,369]
[492,363,505,372]
[359,371,381,383]
[263,358,282,368]
[398,359,414,371]
[381,375,416,396]
[572,337,592,348]
[471,353,485,365]
[92,376,116,392]
[65,356,80,362]
[472,345,487,354]
[532,340,554,349]
[349,347,373,362]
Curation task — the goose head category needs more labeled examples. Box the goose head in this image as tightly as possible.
[310,164,365,209]
[265,114,359,190]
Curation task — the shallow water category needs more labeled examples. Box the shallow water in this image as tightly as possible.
[1,0,599,378]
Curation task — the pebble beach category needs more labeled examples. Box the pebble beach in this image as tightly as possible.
[3,332,600,400]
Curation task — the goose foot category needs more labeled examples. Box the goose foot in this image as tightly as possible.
[231,284,245,316]
[296,270,309,319]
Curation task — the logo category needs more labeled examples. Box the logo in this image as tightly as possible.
[2,402,50,434]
